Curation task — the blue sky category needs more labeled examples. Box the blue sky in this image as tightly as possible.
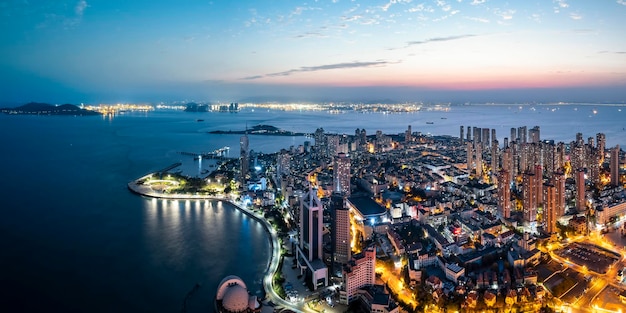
[1,0,625,104]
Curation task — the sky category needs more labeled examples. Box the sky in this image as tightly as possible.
[1,0,625,104]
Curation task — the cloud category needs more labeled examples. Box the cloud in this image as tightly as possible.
[293,31,329,39]
[75,0,88,17]
[241,60,395,80]
[619,0,626,5]
[494,8,515,20]
[466,16,489,23]
[569,12,582,20]
[406,34,475,46]
[471,0,486,5]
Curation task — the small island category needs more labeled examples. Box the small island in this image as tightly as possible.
[209,124,306,136]
[1,102,101,116]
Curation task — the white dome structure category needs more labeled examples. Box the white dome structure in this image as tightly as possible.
[215,275,262,313]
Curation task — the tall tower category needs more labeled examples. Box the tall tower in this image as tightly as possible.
[611,145,621,186]
[331,193,351,265]
[554,172,566,220]
[534,165,543,209]
[334,153,351,197]
[543,183,556,234]
[523,172,537,223]
[299,189,324,261]
[576,169,586,211]
[460,126,464,144]
[466,142,474,174]
[529,126,540,143]
[597,133,606,163]
[475,143,483,177]
[405,125,412,143]
[497,170,511,219]
[240,132,249,186]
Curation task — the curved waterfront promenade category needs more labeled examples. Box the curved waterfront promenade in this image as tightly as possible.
[128,174,305,313]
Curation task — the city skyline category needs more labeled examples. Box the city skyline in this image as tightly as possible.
[1,0,626,104]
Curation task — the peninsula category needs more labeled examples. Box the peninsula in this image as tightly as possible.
[209,124,306,136]
[1,102,101,116]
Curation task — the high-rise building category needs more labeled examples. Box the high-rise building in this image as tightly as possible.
[475,143,483,177]
[331,193,351,265]
[482,128,490,150]
[466,126,472,142]
[296,189,328,290]
[611,145,621,186]
[534,165,543,209]
[339,248,376,305]
[466,142,474,174]
[497,170,511,219]
[518,126,527,143]
[523,172,537,223]
[491,139,499,174]
[597,133,606,163]
[576,169,586,211]
[240,133,249,186]
[405,125,412,143]
[334,153,351,196]
[553,172,566,220]
[510,127,517,143]
[543,183,556,234]
[460,126,464,144]
[529,126,540,143]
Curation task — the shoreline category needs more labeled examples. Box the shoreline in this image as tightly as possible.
[127,174,304,313]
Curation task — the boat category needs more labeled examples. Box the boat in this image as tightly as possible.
[197,119,204,122]
[426,121,434,124]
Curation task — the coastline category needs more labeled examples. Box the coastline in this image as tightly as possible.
[128,174,304,313]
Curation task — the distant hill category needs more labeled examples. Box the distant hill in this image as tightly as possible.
[0,102,101,115]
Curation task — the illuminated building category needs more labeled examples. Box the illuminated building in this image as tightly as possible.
[332,193,351,265]
[534,165,543,209]
[405,125,412,143]
[466,142,474,174]
[553,172,566,218]
[497,170,511,219]
[339,248,375,305]
[611,145,620,186]
[543,183,556,234]
[475,143,483,177]
[529,126,540,143]
[334,152,351,196]
[522,172,537,223]
[215,276,261,313]
[576,169,586,211]
[240,133,249,186]
[296,188,328,290]
[460,126,464,144]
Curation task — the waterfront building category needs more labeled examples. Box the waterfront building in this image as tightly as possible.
[529,126,540,143]
[334,152,351,196]
[339,248,376,305]
[460,126,464,144]
[612,145,621,186]
[240,133,249,186]
[296,188,328,290]
[405,125,412,143]
[215,276,261,313]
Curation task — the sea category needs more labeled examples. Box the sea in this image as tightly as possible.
[1,104,625,312]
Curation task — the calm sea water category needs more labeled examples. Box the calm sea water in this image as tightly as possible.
[0,104,624,312]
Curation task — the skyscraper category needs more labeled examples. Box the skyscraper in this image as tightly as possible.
[529,126,540,143]
[523,172,537,223]
[405,125,412,143]
[460,126,464,144]
[331,193,351,265]
[296,188,328,290]
[543,183,556,234]
[576,169,586,211]
[240,133,249,186]
[497,170,511,219]
[554,172,566,220]
[334,153,351,196]
[611,145,621,186]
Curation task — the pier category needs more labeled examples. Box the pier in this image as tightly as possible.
[178,146,230,159]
